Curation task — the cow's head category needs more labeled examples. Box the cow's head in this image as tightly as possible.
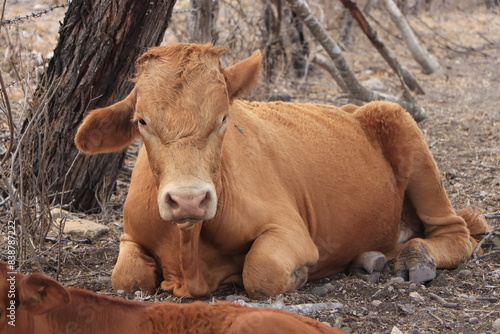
[75,43,261,228]
[0,262,70,334]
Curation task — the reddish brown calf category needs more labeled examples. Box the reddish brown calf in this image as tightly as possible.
[0,262,344,334]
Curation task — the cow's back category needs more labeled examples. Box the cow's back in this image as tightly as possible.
[218,101,402,277]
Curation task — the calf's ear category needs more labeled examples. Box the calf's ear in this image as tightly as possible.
[223,50,262,101]
[18,274,70,315]
[75,90,139,154]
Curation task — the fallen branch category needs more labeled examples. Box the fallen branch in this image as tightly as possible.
[472,250,500,262]
[338,0,424,94]
[472,228,498,260]
[428,293,458,308]
[285,0,427,121]
[312,54,348,92]
[484,212,500,219]
[234,299,343,315]
[381,0,439,74]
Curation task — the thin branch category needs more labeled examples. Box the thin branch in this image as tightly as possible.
[338,0,424,94]
[381,0,439,74]
[428,292,458,308]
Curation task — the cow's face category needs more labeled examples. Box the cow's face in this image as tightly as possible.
[75,44,261,228]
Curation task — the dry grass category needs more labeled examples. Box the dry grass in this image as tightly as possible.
[0,0,67,263]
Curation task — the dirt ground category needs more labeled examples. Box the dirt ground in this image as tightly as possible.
[1,1,499,334]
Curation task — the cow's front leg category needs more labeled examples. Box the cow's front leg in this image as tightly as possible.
[111,234,159,294]
[242,226,319,299]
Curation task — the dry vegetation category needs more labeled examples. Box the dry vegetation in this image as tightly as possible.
[0,0,499,333]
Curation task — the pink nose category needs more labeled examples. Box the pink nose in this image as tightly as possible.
[165,189,211,221]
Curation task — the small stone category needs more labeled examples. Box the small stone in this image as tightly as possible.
[116,290,125,296]
[409,291,425,303]
[409,283,418,291]
[468,317,479,324]
[50,208,109,239]
[492,318,500,331]
[98,276,111,284]
[321,322,332,327]
[390,326,403,334]
[323,283,336,292]
[389,277,405,284]
[311,286,329,297]
[398,303,416,314]
[458,269,472,278]
[225,295,250,302]
[409,329,420,334]
[371,300,383,307]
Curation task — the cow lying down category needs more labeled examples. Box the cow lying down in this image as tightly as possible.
[75,43,490,299]
[0,262,344,334]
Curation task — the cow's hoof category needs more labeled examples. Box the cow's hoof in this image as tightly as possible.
[395,241,436,282]
[351,251,387,283]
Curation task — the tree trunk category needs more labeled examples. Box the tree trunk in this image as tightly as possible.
[263,0,310,81]
[190,0,219,43]
[382,0,439,74]
[21,0,177,212]
[285,0,427,121]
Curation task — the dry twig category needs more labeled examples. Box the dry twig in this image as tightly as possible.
[428,293,458,308]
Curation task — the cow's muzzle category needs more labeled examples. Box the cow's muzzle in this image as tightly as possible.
[158,185,217,223]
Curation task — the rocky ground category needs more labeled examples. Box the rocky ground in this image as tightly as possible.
[1,1,499,333]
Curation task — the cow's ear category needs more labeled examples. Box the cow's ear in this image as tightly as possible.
[223,50,261,101]
[75,90,139,154]
[18,274,70,315]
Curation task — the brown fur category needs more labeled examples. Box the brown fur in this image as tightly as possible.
[74,43,490,299]
[0,262,343,334]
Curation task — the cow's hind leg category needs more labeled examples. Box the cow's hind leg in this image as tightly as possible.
[111,234,160,294]
[242,221,319,299]
[355,102,475,282]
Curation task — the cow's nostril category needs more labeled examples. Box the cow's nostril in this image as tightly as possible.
[166,193,179,209]
[199,192,210,210]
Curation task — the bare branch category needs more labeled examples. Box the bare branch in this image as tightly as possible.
[382,0,439,74]
[338,0,424,94]
[285,0,427,121]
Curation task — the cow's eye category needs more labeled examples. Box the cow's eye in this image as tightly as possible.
[221,115,228,124]
[138,118,147,126]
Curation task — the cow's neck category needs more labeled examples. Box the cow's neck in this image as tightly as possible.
[178,223,211,298]
[27,288,148,334]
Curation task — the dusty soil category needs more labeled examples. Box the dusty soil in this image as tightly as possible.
[1,1,499,333]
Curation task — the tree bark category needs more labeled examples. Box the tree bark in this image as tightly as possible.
[21,0,177,211]
[263,0,310,81]
[339,0,424,94]
[285,0,427,121]
[382,0,439,74]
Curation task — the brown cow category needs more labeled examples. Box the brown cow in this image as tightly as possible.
[0,262,344,334]
[75,43,489,299]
